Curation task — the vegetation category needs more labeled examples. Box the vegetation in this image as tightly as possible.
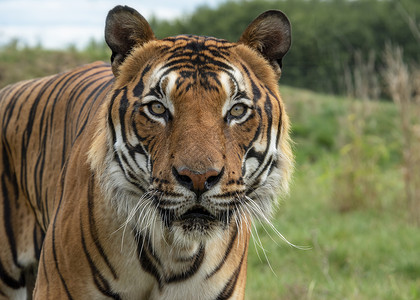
[382,45,420,226]
[1,0,419,299]
[1,0,419,95]
[245,86,419,299]
[0,39,109,88]
[150,0,420,95]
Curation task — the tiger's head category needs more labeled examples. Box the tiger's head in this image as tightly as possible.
[89,6,293,246]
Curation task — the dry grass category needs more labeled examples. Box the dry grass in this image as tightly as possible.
[333,51,384,212]
[382,44,420,225]
[334,45,420,220]
[343,50,380,101]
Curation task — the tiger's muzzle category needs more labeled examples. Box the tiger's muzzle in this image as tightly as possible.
[172,166,225,199]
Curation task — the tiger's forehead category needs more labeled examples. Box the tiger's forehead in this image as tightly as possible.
[155,35,238,75]
[143,35,248,96]
[160,35,236,55]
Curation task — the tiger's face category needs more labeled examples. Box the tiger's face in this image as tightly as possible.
[91,6,292,246]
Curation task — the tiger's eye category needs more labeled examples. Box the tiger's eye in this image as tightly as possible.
[149,102,166,115]
[230,103,246,118]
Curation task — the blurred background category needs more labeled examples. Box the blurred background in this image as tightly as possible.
[1,0,419,299]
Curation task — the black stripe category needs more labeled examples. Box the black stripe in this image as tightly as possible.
[264,87,283,148]
[215,244,247,300]
[136,232,163,290]
[166,244,205,283]
[1,80,35,129]
[248,156,274,191]
[1,175,20,269]
[74,77,114,140]
[131,112,157,143]
[242,107,263,153]
[30,67,109,228]
[206,227,238,279]
[19,78,55,201]
[74,73,112,125]
[162,35,233,46]
[133,64,152,97]
[266,158,278,177]
[114,151,147,193]
[113,88,149,191]
[247,96,274,181]
[51,161,74,300]
[275,105,282,149]
[48,65,109,137]
[0,155,25,290]
[33,129,49,229]
[119,152,140,180]
[33,225,45,261]
[108,89,146,190]
[61,68,112,165]
[127,146,148,173]
[107,90,120,146]
[80,210,121,299]
[87,176,118,280]
[118,88,129,142]
[48,67,102,131]
[0,257,25,289]
[241,64,261,103]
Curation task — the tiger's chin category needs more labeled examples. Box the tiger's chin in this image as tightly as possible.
[168,207,229,246]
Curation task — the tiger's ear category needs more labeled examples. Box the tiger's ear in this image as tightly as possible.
[239,10,291,78]
[105,5,156,76]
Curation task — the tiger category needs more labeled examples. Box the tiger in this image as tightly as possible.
[0,5,293,300]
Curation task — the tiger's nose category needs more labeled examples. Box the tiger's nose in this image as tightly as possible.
[172,167,224,195]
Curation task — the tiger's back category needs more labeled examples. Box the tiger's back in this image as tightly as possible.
[0,62,113,298]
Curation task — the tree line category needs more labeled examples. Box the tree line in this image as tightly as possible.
[149,0,420,96]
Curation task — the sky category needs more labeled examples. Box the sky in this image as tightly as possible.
[0,0,225,49]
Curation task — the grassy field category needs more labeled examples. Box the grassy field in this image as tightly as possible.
[1,43,418,299]
[245,87,419,300]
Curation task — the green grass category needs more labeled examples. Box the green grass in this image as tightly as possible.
[245,87,419,300]
[246,168,419,300]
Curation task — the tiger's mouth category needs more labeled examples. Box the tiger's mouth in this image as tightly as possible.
[169,205,227,238]
[158,199,235,239]
[179,206,216,222]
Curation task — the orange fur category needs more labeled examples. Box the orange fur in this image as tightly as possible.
[0,6,292,300]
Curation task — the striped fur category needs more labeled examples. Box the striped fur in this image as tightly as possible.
[0,6,292,300]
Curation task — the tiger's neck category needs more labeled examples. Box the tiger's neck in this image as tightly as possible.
[94,188,250,299]
[140,225,248,296]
